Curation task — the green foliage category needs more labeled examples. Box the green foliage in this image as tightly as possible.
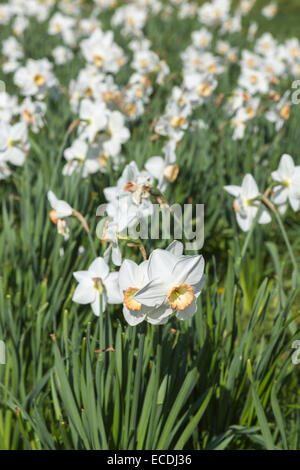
[0,0,300,450]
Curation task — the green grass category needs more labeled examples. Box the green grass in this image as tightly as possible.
[0,0,300,450]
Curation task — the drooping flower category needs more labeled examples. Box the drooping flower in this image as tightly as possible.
[47,191,73,239]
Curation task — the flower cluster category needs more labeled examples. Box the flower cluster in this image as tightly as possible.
[72,241,205,325]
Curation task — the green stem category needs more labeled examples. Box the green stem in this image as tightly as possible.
[274,212,300,285]
[87,231,98,259]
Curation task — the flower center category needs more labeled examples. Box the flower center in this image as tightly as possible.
[34,74,46,87]
[171,116,185,128]
[49,209,58,224]
[280,104,290,120]
[22,109,34,124]
[93,277,104,293]
[164,164,179,183]
[197,83,212,97]
[93,55,103,67]
[168,284,194,310]
[124,287,141,311]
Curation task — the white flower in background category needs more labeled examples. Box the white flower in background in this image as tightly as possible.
[265,91,291,131]
[78,99,108,142]
[178,1,199,19]
[220,14,242,35]
[78,17,101,35]
[100,221,122,267]
[224,174,272,231]
[248,22,258,40]
[19,98,46,133]
[111,4,147,36]
[184,72,218,105]
[2,36,24,73]
[255,33,277,57]
[0,122,28,166]
[0,160,11,180]
[145,143,179,192]
[103,162,153,231]
[238,68,269,95]
[230,97,259,140]
[262,2,278,19]
[14,58,58,98]
[271,154,300,212]
[0,92,18,123]
[2,36,24,61]
[12,15,29,36]
[134,242,205,321]
[119,259,172,325]
[63,138,101,177]
[131,50,160,74]
[52,46,74,65]
[155,102,190,142]
[191,28,213,49]
[47,191,73,239]
[72,257,122,316]
[198,0,230,26]
[103,111,130,157]
[48,12,76,46]
[80,29,126,74]
[240,0,256,15]
[0,4,12,25]
[129,38,151,52]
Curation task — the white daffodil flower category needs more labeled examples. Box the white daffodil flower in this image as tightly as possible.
[134,245,205,321]
[103,161,153,232]
[103,111,130,157]
[79,99,108,143]
[47,191,73,239]
[72,257,122,316]
[224,174,272,232]
[145,152,179,192]
[271,154,300,212]
[102,221,122,267]
[0,122,28,166]
[119,259,173,326]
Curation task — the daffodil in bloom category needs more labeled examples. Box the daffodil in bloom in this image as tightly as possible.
[72,257,122,316]
[134,241,205,321]
[47,191,73,239]
[271,154,300,213]
[0,121,28,166]
[224,174,272,232]
[119,259,173,325]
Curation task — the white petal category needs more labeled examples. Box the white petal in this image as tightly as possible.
[224,185,241,197]
[134,278,166,307]
[176,298,197,320]
[91,292,107,316]
[73,271,93,283]
[258,208,272,225]
[119,259,139,291]
[145,156,165,180]
[242,174,259,199]
[72,281,96,304]
[148,249,177,281]
[105,272,122,304]
[166,240,183,257]
[123,306,146,326]
[171,254,205,286]
[88,257,109,279]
